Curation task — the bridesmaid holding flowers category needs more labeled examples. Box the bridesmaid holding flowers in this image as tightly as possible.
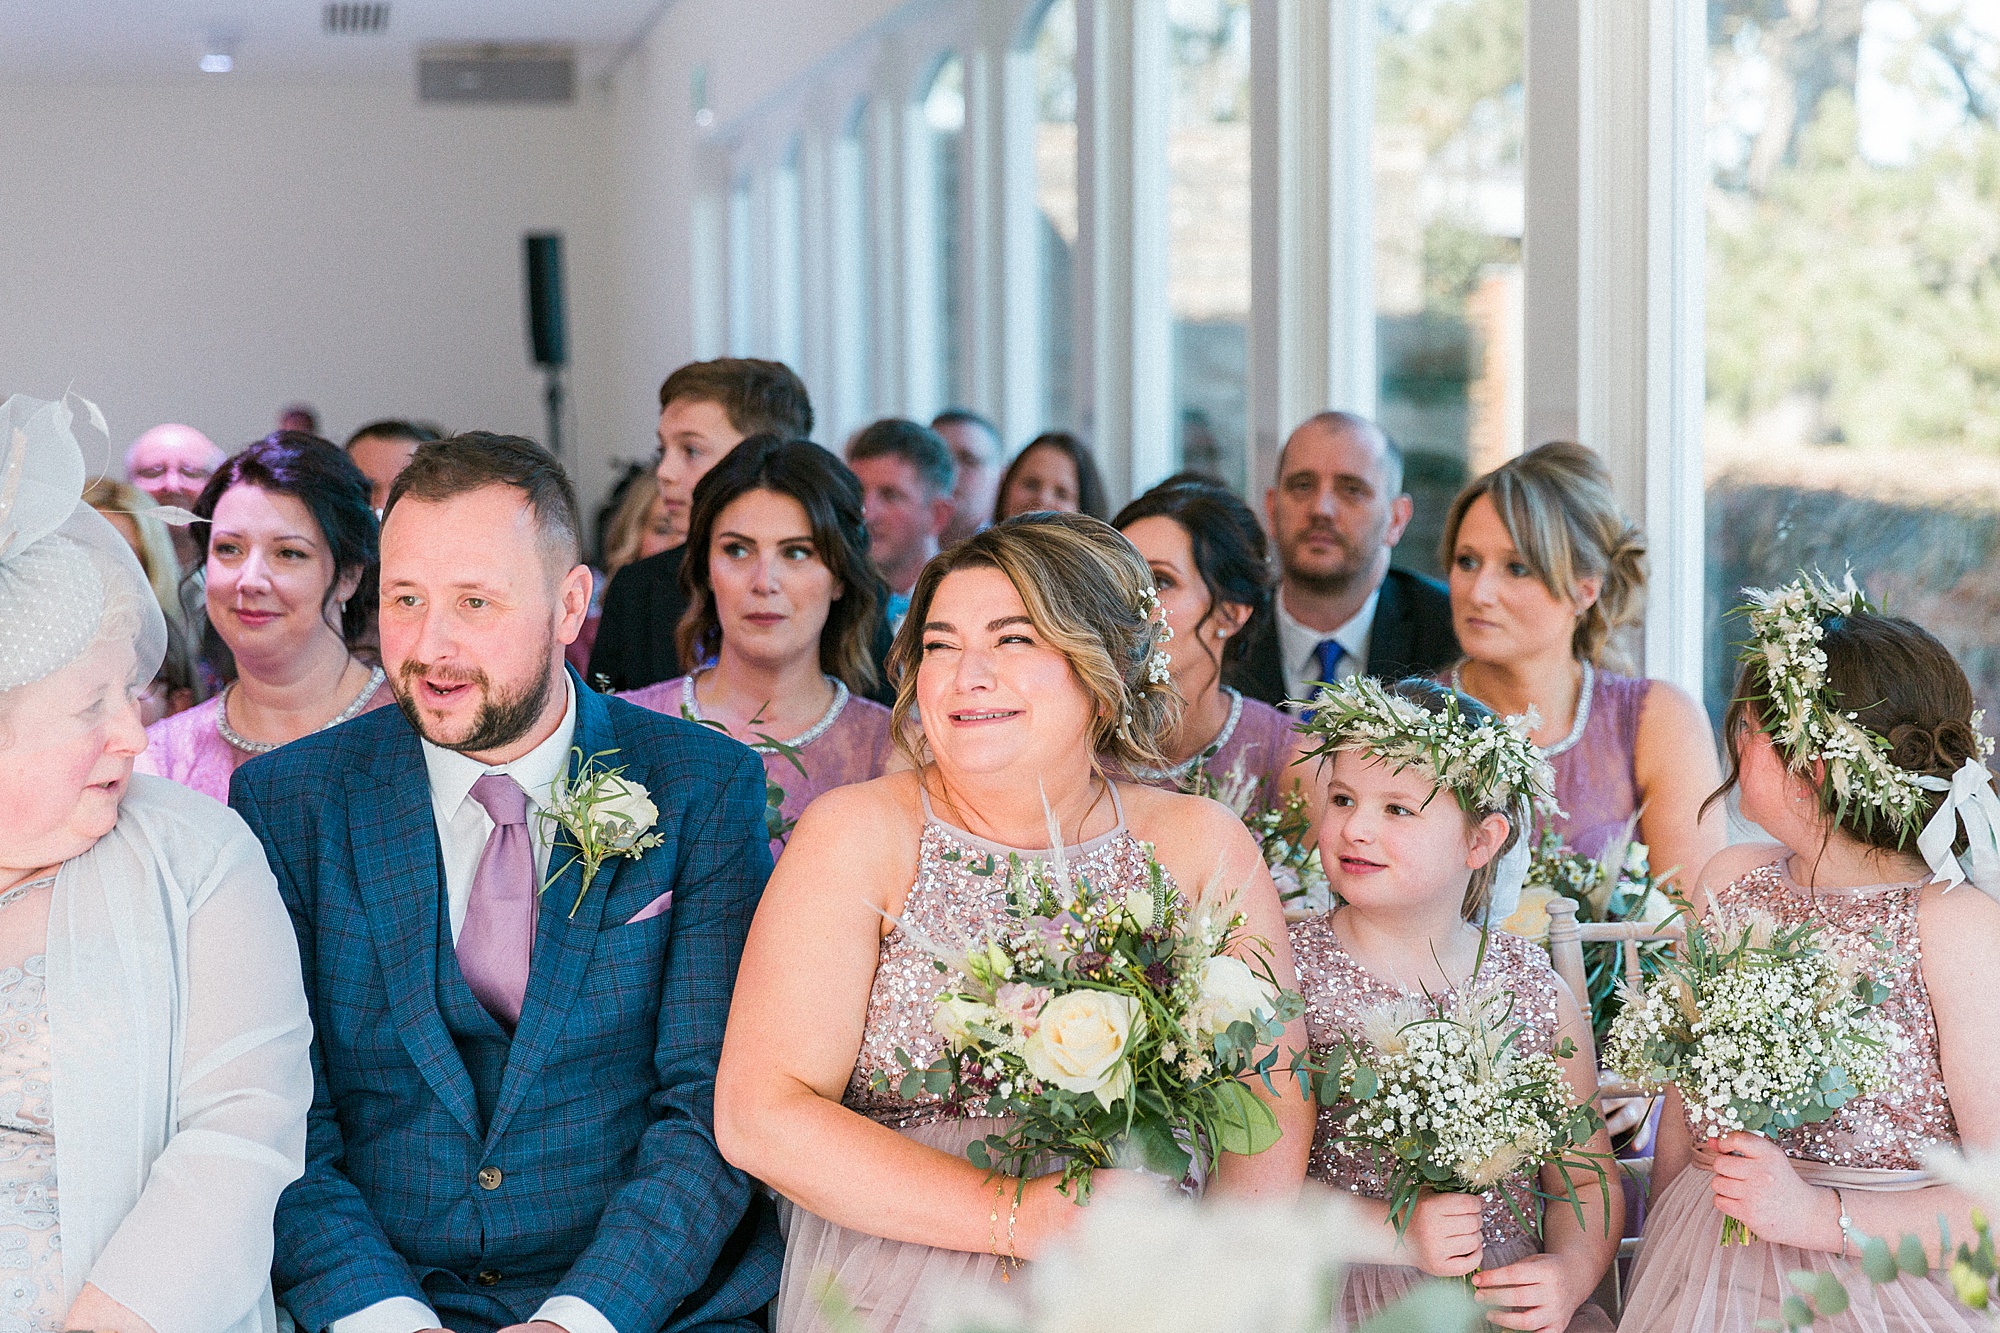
[1618,577,2000,1333]
[1291,676,1620,1331]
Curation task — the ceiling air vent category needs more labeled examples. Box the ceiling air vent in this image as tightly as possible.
[419,43,575,104]
[324,3,389,35]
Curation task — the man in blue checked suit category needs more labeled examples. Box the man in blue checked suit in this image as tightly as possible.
[233,433,779,1333]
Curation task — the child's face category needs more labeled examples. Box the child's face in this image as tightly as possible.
[1318,749,1509,916]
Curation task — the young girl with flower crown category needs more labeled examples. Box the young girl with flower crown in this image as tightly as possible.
[1617,578,2000,1333]
[1291,676,1620,1332]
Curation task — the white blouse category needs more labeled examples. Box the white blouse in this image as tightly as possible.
[46,774,313,1333]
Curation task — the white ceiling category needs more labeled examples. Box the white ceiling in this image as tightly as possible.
[0,0,675,81]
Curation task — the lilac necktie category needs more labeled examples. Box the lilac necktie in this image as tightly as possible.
[458,773,536,1029]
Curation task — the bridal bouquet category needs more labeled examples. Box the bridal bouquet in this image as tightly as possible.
[1189,756,1331,909]
[1602,904,1899,1243]
[1294,981,1609,1240]
[881,836,1305,1199]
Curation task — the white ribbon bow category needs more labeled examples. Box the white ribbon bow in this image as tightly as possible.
[1482,798,1533,926]
[1916,757,2000,900]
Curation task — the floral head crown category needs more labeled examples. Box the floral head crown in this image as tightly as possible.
[1739,570,1994,844]
[1298,676,1557,818]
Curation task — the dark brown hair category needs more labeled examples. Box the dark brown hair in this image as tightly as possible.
[659,358,813,440]
[384,432,582,570]
[1113,475,1273,671]
[994,432,1110,523]
[676,436,888,694]
[1707,609,1983,854]
[193,430,379,646]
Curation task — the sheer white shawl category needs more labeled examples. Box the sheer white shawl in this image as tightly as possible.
[48,774,313,1333]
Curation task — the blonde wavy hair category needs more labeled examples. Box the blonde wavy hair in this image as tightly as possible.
[1439,441,1647,671]
[887,512,1182,773]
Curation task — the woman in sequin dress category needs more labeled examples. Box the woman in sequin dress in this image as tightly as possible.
[138,433,390,802]
[1440,443,1722,883]
[1114,479,1314,816]
[1292,679,1620,1332]
[0,395,312,1333]
[620,439,894,856]
[1619,611,2000,1333]
[716,514,1313,1333]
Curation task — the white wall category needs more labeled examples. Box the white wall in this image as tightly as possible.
[0,76,628,505]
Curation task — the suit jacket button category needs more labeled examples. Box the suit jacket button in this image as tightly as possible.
[475,1269,502,1286]
[477,1166,503,1190]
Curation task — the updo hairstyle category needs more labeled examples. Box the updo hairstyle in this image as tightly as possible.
[887,511,1181,772]
[1440,441,1647,670]
[1708,610,1987,857]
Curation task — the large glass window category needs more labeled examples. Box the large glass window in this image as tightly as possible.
[726,177,754,357]
[1034,0,1079,437]
[1703,3,2000,721]
[924,55,968,414]
[832,102,873,436]
[1167,0,1251,486]
[1373,0,1524,577]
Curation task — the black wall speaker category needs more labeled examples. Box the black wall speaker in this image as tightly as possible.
[524,233,568,369]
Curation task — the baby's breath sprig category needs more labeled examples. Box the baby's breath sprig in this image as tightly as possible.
[1297,675,1557,818]
[1736,571,1990,845]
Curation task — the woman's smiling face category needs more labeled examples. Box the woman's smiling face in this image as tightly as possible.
[915,566,1097,779]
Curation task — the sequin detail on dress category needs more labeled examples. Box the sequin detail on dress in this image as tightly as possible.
[1290,918,1561,1248]
[0,954,60,1333]
[842,793,1173,1130]
[1710,860,1957,1169]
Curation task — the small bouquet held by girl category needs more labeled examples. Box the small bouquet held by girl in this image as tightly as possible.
[1603,899,1900,1244]
[879,810,1306,1198]
[1299,964,1612,1237]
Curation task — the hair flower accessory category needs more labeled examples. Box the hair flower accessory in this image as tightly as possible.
[1298,676,1556,819]
[1136,583,1173,687]
[1738,572,1999,859]
[1299,677,1556,922]
[538,748,666,917]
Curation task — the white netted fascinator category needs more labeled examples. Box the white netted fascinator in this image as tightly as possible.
[0,394,166,694]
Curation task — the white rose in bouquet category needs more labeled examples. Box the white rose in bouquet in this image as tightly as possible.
[1187,955,1278,1041]
[1022,991,1143,1108]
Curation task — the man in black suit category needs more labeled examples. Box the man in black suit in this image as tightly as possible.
[587,359,813,693]
[1226,411,1459,710]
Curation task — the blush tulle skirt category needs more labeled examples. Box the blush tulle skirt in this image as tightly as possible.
[1336,1234,1615,1332]
[774,1118,1021,1333]
[1618,1163,1981,1332]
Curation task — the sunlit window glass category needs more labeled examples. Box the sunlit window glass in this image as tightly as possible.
[1704,3,2000,720]
[1167,0,1251,486]
[925,55,967,413]
[1374,0,1525,577]
[1035,0,1079,435]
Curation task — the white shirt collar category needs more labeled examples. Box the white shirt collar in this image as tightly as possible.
[420,672,579,819]
[1277,584,1380,685]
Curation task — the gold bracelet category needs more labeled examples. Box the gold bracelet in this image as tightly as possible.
[1004,1179,1022,1264]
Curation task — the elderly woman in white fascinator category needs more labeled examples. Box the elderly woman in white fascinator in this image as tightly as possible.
[0,394,312,1333]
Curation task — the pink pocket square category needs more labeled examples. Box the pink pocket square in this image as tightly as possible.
[625,891,673,925]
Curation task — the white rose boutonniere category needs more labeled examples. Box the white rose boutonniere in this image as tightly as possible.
[540,748,667,917]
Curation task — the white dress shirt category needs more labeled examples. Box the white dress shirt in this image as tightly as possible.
[1277,585,1380,711]
[330,678,616,1333]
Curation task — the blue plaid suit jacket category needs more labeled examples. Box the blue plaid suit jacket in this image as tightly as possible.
[232,671,781,1333]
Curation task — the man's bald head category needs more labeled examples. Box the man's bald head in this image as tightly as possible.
[125,424,226,511]
[1278,411,1403,498]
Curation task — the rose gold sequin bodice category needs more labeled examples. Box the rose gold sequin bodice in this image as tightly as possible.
[1289,916,1562,1248]
[1710,860,1957,1169]
[842,787,1170,1130]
